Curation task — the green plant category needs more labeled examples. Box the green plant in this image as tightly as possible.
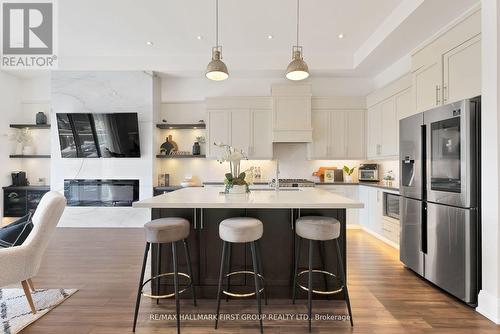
[343,165,356,176]
[196,136,206,144]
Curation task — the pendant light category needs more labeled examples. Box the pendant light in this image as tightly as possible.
[206,0,229,81]
[286,0,309,81]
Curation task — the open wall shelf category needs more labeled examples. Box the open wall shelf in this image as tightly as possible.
[10,124,50,129]
[9,155,51,159]
[156,123,206,130]
[156,154,206,159]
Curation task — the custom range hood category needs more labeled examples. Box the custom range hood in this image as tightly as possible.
[271,83,312,142]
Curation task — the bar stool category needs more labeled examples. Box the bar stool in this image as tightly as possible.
[215,217,265,333]
[133,218,197,334]
[292,216,353,332]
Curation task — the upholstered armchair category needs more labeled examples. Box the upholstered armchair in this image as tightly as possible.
[0,191,66,314]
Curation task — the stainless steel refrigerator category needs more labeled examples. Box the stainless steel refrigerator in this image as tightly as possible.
[399,97,481,306]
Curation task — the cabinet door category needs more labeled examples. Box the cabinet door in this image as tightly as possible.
[250,109,273,159]
[368,188,384,235]
[413,59,442,113]
[367,104,382,158]
[381,98,398,157]
[207,110,229,158]
[230,110,251,155]
[358,186,370,229]
[346,109,365,159]
[443,35,481,104]
[330,110,346,158]
[273,96,311,131]
[309,109,330,159]
[396,88,413,120]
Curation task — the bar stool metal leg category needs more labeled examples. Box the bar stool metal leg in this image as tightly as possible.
[156,243,161,305]
[250,242,264,334]
[318,241,330,299]
[256,241,268,305]
[172,241,181,334]
[133,242,150,332]
[215,241,227,329]
[225,243,232,302]
[308,240,313,333]
[292,235,301,304]
[336,239,353,327]
[183,239,197,307]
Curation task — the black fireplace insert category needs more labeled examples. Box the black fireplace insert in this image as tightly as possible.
[64,179,139,207]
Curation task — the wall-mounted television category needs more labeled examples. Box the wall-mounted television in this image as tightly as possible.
[56,113,141,158]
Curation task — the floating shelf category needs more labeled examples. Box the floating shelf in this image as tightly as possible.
[156,154,206,159]
[156,123,206,130]
[9,154,51,159]
[10,124,50,129]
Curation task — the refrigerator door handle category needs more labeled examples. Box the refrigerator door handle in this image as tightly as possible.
[421,202,427,254]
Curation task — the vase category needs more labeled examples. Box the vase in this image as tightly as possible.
[344,175,353,183]
[36,112,47,125]
[192,142,201,155]
[227,184,247,194]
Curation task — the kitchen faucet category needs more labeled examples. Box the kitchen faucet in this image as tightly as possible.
[275,159,280,191]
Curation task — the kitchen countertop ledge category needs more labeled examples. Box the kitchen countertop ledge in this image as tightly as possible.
[134,186,364,209]
[316,182,399,191]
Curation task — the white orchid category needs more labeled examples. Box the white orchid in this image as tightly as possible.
[214,142,249,192]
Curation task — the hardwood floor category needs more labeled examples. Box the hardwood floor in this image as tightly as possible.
[19,228,499,333]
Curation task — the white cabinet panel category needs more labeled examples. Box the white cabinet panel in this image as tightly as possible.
[310,110,330,159]
[330,110,346,158]
[207,110,229,158]
[230,110,251,156]
[367,104,382,158]
[250,109,273,159]
[413,59,442,113]
[381,98,397,157]
[443,35,481,104]
[346,110,365,159]
[396,88,413,120]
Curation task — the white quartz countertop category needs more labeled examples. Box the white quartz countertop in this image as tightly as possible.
[134,187,364,209]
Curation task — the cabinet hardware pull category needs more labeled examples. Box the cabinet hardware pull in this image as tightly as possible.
[193,208,197,229]
[436,85,441,105]
[200,208,204,229]
[443,84,447,103]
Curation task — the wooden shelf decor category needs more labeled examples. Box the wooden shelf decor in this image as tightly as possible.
[156,154,206,159]
[9,155,51,159]
[156,123,206,130]
[10,124,50,129]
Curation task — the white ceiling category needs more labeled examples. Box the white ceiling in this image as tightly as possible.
[51,0,479,76]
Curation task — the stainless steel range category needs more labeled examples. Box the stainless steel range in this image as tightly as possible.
[271,178,315,188]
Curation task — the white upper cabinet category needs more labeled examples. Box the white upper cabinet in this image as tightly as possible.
[443,34,481,104]
[381,98,398,156]
[413,59,442,113]
[412,7,481,111]
[271,84,312,142]
[206,97,273,159]
[308,97,366,160]
[367,103,382,158]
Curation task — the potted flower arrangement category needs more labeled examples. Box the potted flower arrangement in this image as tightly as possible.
[343,165,356,183]
[10,128,32,155]
[383,170,395,187]
[214,142,249,194]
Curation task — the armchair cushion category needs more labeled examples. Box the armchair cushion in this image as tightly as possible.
[0,213,33,248]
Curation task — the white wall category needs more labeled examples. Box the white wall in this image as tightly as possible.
[0,72,22,219]
[477,0,500,324]
[51,71,157,227]
[161,76,375,101]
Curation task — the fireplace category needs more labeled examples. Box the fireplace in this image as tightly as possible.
[64,179,139,207]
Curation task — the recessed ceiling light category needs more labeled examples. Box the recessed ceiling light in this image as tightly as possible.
[267,35,274,39]
[338,33,344,39]
[196,35,203,40]
[146,41,154,46]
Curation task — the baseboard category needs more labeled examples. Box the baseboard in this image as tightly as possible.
[361,226,400,250]
[346,224,361,230]
[477,290,500,324]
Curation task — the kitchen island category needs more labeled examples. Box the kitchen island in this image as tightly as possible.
[133,187,363,299]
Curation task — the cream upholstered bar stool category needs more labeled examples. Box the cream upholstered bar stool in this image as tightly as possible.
[214,217,266,334]
[133,218,197,334]
[292,216,353,332]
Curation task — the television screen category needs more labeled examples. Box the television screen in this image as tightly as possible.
[56,113,141,158]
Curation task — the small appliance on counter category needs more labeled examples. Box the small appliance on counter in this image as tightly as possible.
[11,171,28,186]
[358,164,379,181]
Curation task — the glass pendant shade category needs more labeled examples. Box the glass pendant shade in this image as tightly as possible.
[286,48,309,81]
[206,48,228,81]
